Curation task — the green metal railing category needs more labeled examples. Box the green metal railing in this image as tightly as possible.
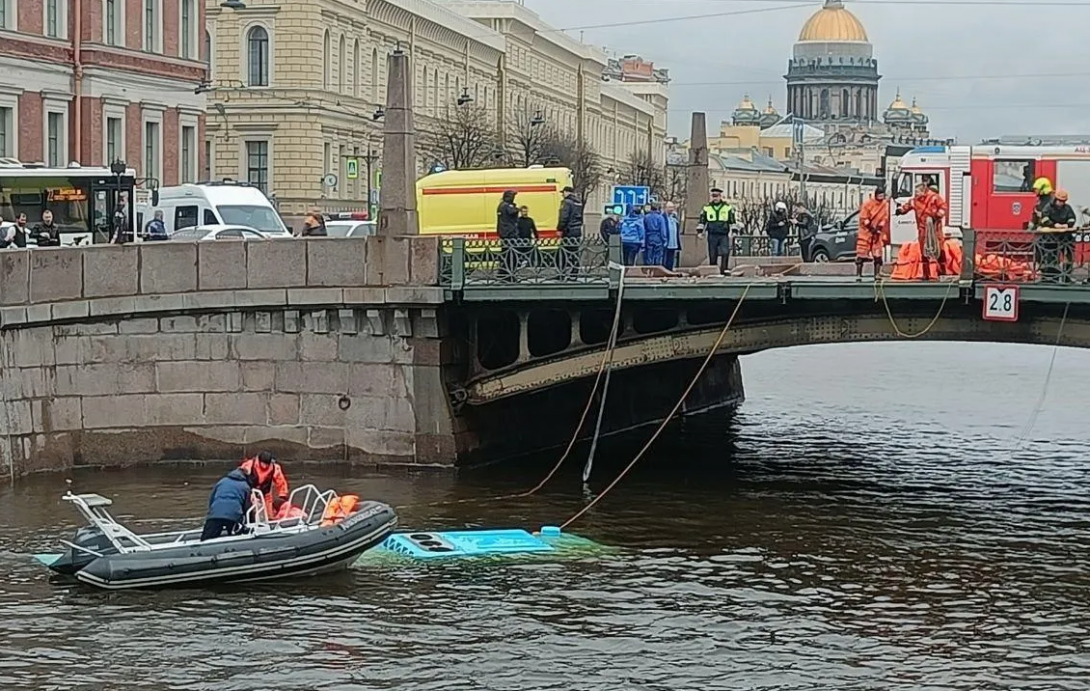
[439,237,617,289]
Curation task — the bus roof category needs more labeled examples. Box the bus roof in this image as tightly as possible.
[0,160,136,177]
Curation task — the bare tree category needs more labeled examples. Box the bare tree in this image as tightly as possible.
[422,104,497,171]
[506,109,557,168]
[620,150,667,199]
[733,190,836,235]
[664,162,687,210]
[542,132,603,204]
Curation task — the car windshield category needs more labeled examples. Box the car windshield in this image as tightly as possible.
[216,205,288,235]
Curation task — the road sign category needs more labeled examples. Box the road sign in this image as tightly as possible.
[346,158,359,180]
[611,185,650,209]
[323,173,337,188]
[982,284,1019,322]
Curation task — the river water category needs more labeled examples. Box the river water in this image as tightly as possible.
[1,343,1088,690]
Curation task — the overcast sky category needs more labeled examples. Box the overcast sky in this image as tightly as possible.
[521,0,1090,143]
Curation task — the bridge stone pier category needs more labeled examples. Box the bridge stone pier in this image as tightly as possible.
[0,238,459,477]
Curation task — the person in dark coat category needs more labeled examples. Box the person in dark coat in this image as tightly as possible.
[599,210,619,244]
[201,467,256,541]
[496,190,519,239]
[765,201,790,256]
[556,186,584,239]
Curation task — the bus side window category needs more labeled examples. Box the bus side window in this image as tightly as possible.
[203,208,218,225]
[175,205,199,230]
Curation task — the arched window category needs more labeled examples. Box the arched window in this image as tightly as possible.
[353,40,360,97]
[371,47,379,102]
[339,35,347,94]
[323,30,330,90]
[246,26,269,87]
[431,68,438,111]
[443,73,449,108]
[205,29,212,79]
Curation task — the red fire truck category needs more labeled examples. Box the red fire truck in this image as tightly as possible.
[889,144,1090,246]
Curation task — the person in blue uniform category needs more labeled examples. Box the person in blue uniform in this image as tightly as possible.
[642,201,668,266]
[201,467,256,541]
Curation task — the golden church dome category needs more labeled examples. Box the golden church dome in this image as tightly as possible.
[798,0,869,43]
[764,97,778,115]
[888,90,908,111]
[738,95,756,110]
[910,98,923,114]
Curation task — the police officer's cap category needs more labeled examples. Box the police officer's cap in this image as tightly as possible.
[710,187,723,194]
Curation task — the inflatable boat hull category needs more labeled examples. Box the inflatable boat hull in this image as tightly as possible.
[72,502,396,590]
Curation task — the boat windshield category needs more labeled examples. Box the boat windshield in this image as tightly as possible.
[216,205,288,235]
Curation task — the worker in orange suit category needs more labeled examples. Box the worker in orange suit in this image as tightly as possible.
[238,451,290,518]
[855,184,891,281]
[896,182,947,280]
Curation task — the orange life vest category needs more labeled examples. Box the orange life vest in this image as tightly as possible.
[320,494,361,526]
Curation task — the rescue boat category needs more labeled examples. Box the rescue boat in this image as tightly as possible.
[33,486,397,590]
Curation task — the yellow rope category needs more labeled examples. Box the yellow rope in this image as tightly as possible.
[873,276,958,339]
[559,283,754,530]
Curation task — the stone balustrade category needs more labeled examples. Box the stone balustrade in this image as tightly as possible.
[0,237,442,327]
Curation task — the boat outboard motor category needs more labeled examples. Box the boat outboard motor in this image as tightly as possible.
[48,526,115,576]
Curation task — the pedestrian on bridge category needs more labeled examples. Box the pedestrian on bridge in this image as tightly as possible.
[699,187,736,275]
[855,185,890,281]
[619,205,645,266]
[643,201,668,266]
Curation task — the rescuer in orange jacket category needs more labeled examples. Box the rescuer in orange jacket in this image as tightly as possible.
[896,182,947,280]
[238,451,290,518]
[855,184,891,281]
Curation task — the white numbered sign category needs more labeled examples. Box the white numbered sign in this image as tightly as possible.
[983,285,1019,322]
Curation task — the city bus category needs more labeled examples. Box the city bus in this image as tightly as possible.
[0,160,143,245]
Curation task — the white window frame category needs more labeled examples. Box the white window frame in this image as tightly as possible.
[179,112,199,183]
[0,89,19,158]
[240,136,273,194]
[0,0,17,31]
[44,0,68,39]
[178,0,197,60]
[143,0,162,54]
[102,0,125,46]
[42,95,69,166]
[102,100,127,166]
[240,21,273,88]
[204,25,213,79]
[141,105,164,183]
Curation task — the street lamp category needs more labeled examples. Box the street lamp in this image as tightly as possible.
[457,88,473,106]
[220,0,246,9]
[530,110,545,127]
[372,107,385,121]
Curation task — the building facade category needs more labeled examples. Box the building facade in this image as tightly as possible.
[0,0,207,184]
[206,0,668,221]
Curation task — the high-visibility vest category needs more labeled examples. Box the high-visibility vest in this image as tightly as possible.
[702,203,733,222]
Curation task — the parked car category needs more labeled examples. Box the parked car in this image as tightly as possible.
[169,225,269,242]
[325,220,376,238]
[806,211,859,262]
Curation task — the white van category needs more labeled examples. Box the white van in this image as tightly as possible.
[142,181,291,238]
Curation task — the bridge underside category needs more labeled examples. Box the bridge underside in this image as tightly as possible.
[453,354,744,466]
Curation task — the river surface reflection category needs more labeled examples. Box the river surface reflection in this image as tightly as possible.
[1,342,1088,690]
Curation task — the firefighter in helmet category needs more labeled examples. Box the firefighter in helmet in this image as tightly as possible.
[1030,177,1055,229]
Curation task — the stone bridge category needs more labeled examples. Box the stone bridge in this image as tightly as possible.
[1,235,1088,478]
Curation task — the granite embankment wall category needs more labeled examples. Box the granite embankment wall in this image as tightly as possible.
[0,237,461,479]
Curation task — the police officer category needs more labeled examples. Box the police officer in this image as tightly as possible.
[698,187,736,275]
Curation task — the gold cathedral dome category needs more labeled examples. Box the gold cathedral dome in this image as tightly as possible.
[797,0,869,43]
